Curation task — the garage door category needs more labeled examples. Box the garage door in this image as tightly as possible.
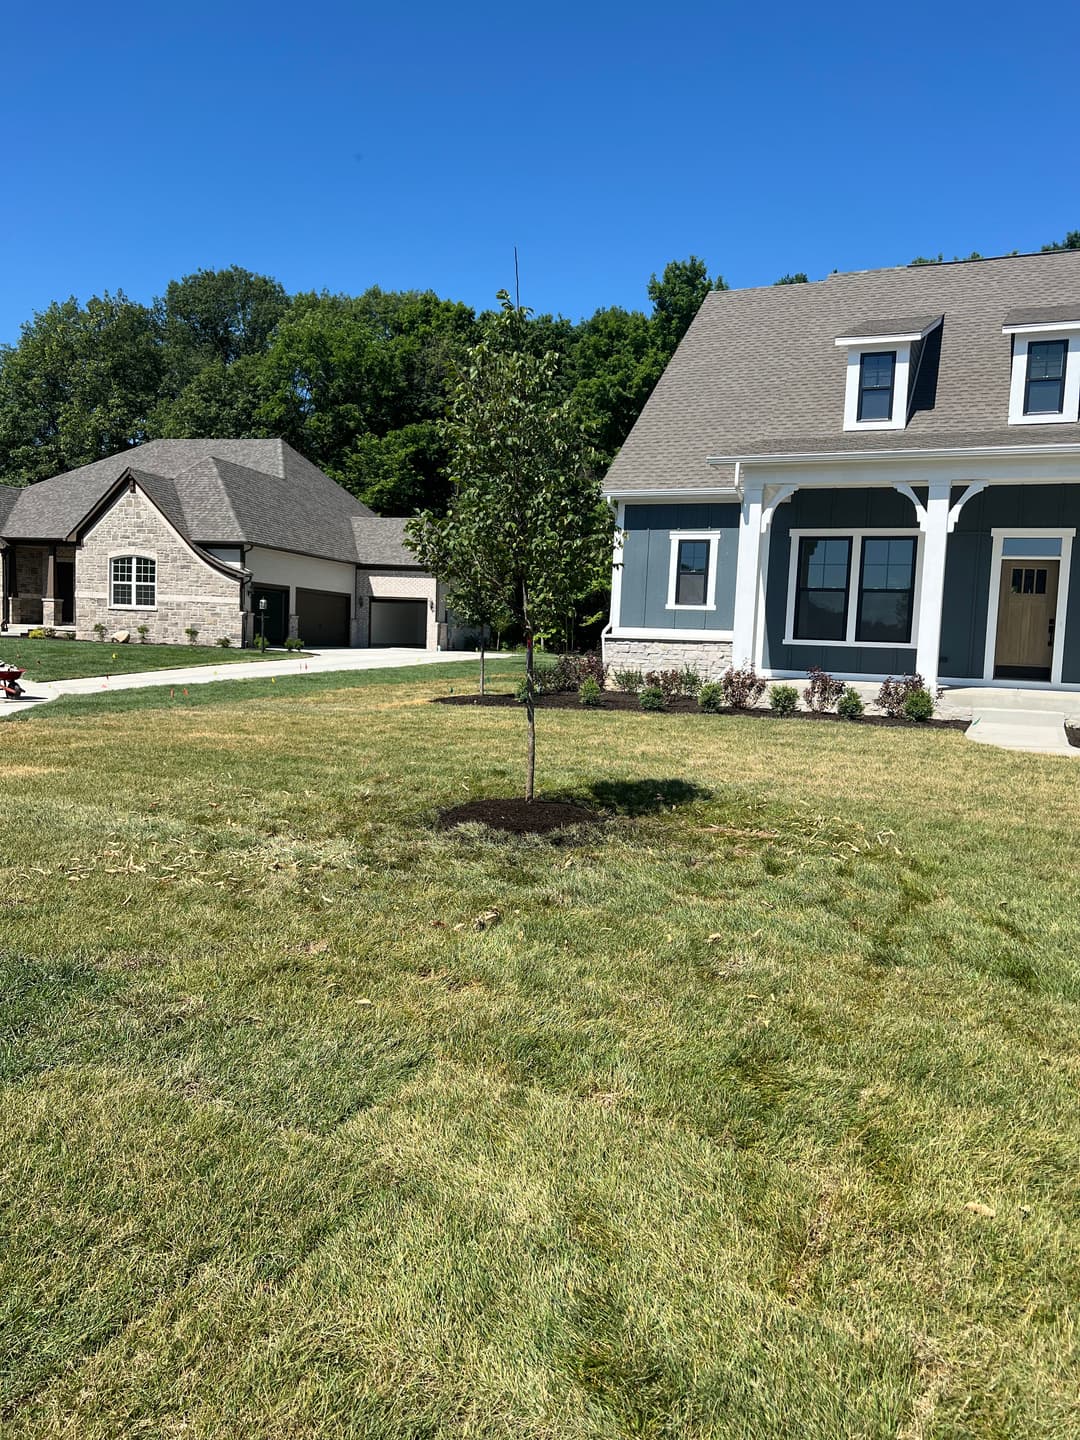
[296,588,351,648]
[370,598,427,647]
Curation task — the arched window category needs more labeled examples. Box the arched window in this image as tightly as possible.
[111,555,157,608]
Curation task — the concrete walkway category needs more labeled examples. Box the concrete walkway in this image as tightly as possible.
[0,647,482,718]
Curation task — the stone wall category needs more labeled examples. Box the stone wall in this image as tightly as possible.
[602,635,734,680]
[12,546,45,624]
[75,485,244,645]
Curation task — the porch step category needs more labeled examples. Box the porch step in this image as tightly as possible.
[966,707,1078,757]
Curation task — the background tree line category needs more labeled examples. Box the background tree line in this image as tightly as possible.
[2,231,1075,512]
[0,257,724,512]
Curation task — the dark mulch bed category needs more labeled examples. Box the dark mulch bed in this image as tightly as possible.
[436,797,598,836]
[435,691,969,732]
[1067,724,1080,749]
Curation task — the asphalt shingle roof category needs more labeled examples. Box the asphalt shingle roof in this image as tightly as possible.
[0,439,419,568]
[351,516,415,567]
[835,314,942,339]
[604,250,1080,493]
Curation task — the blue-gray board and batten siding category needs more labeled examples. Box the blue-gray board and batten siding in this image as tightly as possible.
[621,488,1080,682]
[619,504,739,631]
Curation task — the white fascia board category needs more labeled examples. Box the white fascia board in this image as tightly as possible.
[602,487,741,500]
[707,442,1080,465]
[1002,320,1080,335]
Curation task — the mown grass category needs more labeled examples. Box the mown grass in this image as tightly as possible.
[0,637,299,682]
[1,665,1077,1438]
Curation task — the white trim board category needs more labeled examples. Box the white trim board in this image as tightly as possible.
[982,528,1075,685]
[608,627,733,642]
[1007,333,1080,426]
[782,527,923,649]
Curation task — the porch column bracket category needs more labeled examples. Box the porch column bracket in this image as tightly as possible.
[947,481,988,532]
[761,483,799,532]
[893,482,928,530]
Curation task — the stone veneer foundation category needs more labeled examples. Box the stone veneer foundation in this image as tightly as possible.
[602,636,734,679]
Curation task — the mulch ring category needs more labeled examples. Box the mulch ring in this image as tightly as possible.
[434,692,969,731]
[436,797,598,836]
[1067,724,1080,749]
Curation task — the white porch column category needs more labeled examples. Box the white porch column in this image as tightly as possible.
[731,483,765,668]
[914,481,952,689]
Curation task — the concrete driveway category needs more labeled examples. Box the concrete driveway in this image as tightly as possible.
[0,647,483,717]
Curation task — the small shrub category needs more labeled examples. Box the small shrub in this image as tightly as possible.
[769,683,798,716]
[803,667,845,712]
[217,636,232,648]
[546,651,605,693]
[697,681,725,714]
[639,684,667,712]
[578,677,602,708]
[903,687,935,722]
[253,633,269,652]
[93,623,107,641]
[284,636,304,652]
[876,673,934,718]
[27,627,47,640]
[719,666,766,709]
[184,627,200,645]
[515,677,529,704]
[136,624,149,643]
[678,664,703,697]
[612,667,644,694]
[837,686,865,720]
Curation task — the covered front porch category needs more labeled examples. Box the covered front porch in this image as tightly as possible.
[0,542,76,630]
[726,449,1080,693]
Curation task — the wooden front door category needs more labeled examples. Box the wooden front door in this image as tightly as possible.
[994,559,1059,680]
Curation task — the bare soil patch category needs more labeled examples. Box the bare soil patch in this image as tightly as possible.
[436,797,598,835]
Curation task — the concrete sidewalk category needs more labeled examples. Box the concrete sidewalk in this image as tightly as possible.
[0,647,484,717]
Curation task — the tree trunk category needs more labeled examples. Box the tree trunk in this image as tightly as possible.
[479,637,486,695]
[524,627,535,802]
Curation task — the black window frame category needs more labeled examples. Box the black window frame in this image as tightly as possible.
[854,535,917,645]
[856,350,896,422]
[793,536,852,642]
[673,537,711,607]
[1023,339,1068,416]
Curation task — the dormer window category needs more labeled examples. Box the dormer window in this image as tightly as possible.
[1024,340,1067,415]
[1004,307,1080,425]
[836,315,942,432]
[857,352,895,421]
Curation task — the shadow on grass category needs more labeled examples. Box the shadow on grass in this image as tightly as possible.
[587,778,711,816]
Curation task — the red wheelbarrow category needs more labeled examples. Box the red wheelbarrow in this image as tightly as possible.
[0,666,26,700]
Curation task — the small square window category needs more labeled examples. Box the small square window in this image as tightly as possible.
[1024,340,1067,415]
[857,351,895,422]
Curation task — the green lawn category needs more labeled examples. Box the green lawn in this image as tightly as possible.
[0,636,300,683]
[1,666,1077,1438]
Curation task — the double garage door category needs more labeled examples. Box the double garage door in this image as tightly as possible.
[296,588,351,648]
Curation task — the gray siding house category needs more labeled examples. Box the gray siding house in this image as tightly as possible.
[0,439,449,650]
[603,250,1080,692]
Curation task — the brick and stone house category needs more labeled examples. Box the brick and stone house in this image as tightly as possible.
[0,439,451,649]
[603,249,1080,694]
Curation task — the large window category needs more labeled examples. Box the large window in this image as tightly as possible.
[857,351,895,422]
[793,537,851,641]
[673,538,710,606]
[855,537,916,643]
[1024,340,1068,415]
[111,555,156,608]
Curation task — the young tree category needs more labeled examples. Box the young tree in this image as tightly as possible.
[407,293,613,799]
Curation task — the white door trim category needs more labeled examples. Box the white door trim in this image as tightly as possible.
[982,528,1075,685]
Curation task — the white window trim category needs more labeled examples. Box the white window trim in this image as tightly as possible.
[666,531,719,611]
[1006,331,1080,425]
[839,344,911,432]
[783,528,923,649]
[109,551,158,611]
[982,528,1075,685]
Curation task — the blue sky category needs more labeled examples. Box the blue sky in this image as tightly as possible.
[2,1,1077,342]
